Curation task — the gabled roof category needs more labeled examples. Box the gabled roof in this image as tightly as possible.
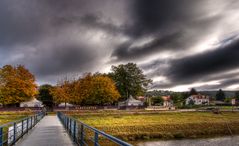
[125,96,143,103]
[189,94,209,99]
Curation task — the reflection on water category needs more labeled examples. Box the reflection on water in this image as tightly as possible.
[137,136,239,146]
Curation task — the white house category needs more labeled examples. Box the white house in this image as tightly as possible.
[161,96,173,107]
[186,94,209,105]
[58,103,74,107]
[20,98,43,107]
[118,96,144,107]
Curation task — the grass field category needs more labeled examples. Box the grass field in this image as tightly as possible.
[71,111,239,141]
[0,111,32,125]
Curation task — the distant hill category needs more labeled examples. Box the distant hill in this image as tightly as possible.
[198,91,236,98]
[146,90,236,98]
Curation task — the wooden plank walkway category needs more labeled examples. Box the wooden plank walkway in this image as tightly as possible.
[16,115,75,146]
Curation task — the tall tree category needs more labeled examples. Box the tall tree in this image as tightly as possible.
[50,74,120,106]
[0,65,37,105]
[109,63,152,100]
[216,89,225,101]
[189,88,198,95]
[38,84,54,108]
[50,80,74,107]
[80,74,120,105]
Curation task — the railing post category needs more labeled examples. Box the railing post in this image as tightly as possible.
[34,115,37,125]
[67,117,69,130]
[69,118,72,135]
[21,120,24,135]
[31,116,33,128]
[26,118,29,133]
[80,124,84,146]
[0,127,3,146]
[94,132,98,146]
[73,120,76,142]
[13,122,16,143]
[64,116,66,127]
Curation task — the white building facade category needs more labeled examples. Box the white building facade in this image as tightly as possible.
[186,94,209,105]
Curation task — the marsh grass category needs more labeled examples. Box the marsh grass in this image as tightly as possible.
[71,112,239,141]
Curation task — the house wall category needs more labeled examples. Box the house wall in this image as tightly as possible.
[186,96,209,105]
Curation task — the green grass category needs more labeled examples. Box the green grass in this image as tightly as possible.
[71,111,239,141]
[0,111,32,125]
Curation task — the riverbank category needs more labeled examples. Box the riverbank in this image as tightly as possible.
[137,135,239,146]
[71,111,239,142]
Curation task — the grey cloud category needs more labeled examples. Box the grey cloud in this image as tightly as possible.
[0,0,239,90]
[111,0,224,61]
[145,37,239,89]
[196,78,239,90]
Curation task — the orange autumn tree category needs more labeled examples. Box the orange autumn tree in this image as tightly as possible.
[80,73,120,105]
[50,80,72,106]
[50,73,120,106]
[0,65,37,105]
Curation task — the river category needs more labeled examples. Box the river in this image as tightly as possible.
[137,136,239,146]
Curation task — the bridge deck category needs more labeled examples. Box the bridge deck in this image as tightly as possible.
[16,115,75,146]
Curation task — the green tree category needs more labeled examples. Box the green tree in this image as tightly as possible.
[188,99,195,105]
[224,97,231,103]
[171,92,187,106]
[216,89,225,101]
[189,88,198,95]
[235,91,239,100]
[0,65,37,106]
[151,96,163,105]
[38,84,54,108]
[109,63,152,100]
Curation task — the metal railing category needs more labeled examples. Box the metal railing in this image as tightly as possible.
[0,112,45,146]
[57,112,132,146]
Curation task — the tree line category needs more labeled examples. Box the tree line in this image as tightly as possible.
[0,63,152,107]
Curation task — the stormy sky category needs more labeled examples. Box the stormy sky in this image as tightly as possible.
[0,0,239,91]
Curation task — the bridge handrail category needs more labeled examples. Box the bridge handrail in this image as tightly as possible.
[57,112,132,146]
[0,111,45,146]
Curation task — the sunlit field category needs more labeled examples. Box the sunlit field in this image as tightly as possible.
[0,111,32,125]
[71,111,239,141]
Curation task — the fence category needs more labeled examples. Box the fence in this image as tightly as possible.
[57,112,132,146]
[0,112,45,146]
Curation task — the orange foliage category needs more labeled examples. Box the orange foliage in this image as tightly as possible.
[0,65,37,105]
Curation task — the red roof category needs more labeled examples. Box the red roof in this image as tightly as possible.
[162,96,171,101]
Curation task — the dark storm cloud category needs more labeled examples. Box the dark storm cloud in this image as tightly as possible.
[112,32,182,60]
[0,0,239,90]
[0,0,123,83]
[167,38,239,83]
[31,44,97,77]
[196,78,239,90]
[146,37,239,89]
[111,0,224,61]
[128,0,203,36]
